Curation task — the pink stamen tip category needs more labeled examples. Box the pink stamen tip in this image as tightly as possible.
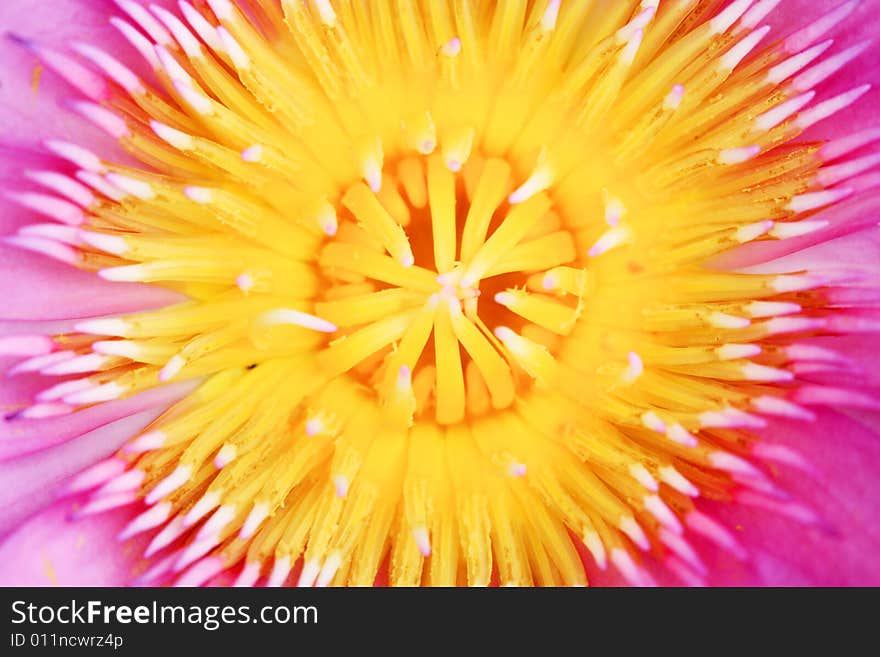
[7,34,109,100]
[783,0,859,54]
[686,511,748,561]
[44,140,104,172]
[65,100,130,139]
[268,556,292,588]
[110,17,162,70]
[114,0,174,46]
[150,3,203,58]
[174,556,225,587]
[3,235,78,264]
[69,491,138,520]
[24,170,95,208]
[660,529,707,577]
[821,127,880,162]
[5,192,85,225]
[145,517,187,558]
[0,335,54,357]
[17,402,73,419]
[61,457,127,497]
[791,40,872,93]
[233,562,262,587]
[72,42,144,94]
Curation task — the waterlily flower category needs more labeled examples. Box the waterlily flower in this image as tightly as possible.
[0,0,879,587]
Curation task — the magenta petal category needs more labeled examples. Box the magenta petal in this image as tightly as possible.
[0,1,125,161]
[715,199,880,270]
[711,0,880,270]
[0,0,177,148]
[698,409,880,586]
[767,1,880,139]
[0,407,166,537]
[765,225,880,271]
[736,225,880,276]
[0,379,197,460]
[0,244,182,320]
[0,501,145,585]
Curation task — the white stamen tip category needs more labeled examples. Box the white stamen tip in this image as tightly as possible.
[146,464,192,504]
[105,174,155,200]
[663,84,685,110]
[333,474,349,498]
[118,502,171,541]
[236,273,255,292]
[240,503,270,539]
[619,516,650,551]
[198,504,236,540]
[314,0,337,26]
[172,81,213,117]
[296,558,320,588]
[641,411,666,433]
[99,265,146,282]
[629,463,659,491]
[316,552,342,587]
[184,186,214,204]
[305,416,324,436]
[63,381,125,405]
[397,365,412,390]
[718,145,761,164]
[786,187,852,212]
[399,250,415,268]
[44,140,103,172]
[708,312,751,329]
[621,351,643,384]
[413,526,432,557]
[741,362,794,382]
[123,430,166,454]
[541,0,561,31]
[668,424,699,448]
[716,343,762,360]
[79,231,129,255]
[184,491,222,526]
[441,37,461,57]
[40,353,112,376]
[644,494,683,534]
[151,120,194,150]
[214,444,237,468]
[159,354,186,381]
[659,466,700,497]
[242,144,263,162]
[583,531,607,570]
[735,220,774,243]
[259,308,337,333]
[710,451,763,479]
[217,26,250,69]
[267,556,292,587]
[588,225,632,257]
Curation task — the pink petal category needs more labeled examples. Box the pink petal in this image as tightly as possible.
[714,0,880,268]
[0,0,174,148]
[0,407,165,537]
[0,378,197,460]
[735,226,880,275]
[0,244,182,320]
[699,409,880,585]
[769,1,880,107]
[0,502,145,585]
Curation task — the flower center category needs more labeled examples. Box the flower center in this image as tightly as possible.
[9,0,875,587]
[313,153,581,424]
